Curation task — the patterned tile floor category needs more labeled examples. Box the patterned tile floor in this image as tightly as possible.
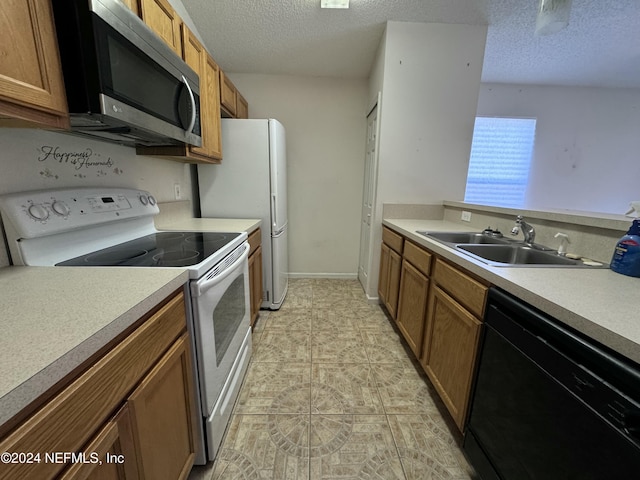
[189,279,476,480]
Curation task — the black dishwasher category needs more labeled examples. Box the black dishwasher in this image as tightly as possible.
[464,288,640,480]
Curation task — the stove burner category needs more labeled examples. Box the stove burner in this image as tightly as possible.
[159,232,187,241]
[153,250,200,267]
[185,233,227,243]
[84,248,149,265]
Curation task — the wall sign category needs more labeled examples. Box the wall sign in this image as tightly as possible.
[37,145,123,180]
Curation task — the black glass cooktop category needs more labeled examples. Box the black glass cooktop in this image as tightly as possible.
[57,232,242,267]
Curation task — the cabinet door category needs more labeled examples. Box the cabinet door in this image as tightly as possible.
[0,0,68,128]
[385,248,402,319]
[181,26,207,158]
[249,245,263,327]
[139,0,182,55]
[421,286,481,431]
[203,54,222,160]
[59,406,139,480]
[119,0,140,16]
[378,243,390,306]
[219,70,237,116]
[396,259,429,357]
[236,92,248,119]
[128,334,197,480]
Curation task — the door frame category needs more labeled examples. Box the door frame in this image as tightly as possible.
[358,92,382,297]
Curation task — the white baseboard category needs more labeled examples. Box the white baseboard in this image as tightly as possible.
[288,273,358,280]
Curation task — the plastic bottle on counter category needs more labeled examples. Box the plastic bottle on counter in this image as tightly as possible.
[610,219,640,277]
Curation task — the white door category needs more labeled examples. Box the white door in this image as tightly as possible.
[358,98,380,289]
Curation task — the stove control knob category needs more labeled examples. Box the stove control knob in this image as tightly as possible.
[51,201,70,217]
[28,204,49,221]
[139,195,148,205]
[148,195,156,206]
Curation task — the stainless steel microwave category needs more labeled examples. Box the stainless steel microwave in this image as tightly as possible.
[51,0,202,148]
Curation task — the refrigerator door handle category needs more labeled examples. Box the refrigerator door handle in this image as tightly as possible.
[272,223,287,237]
[271,193,277,229]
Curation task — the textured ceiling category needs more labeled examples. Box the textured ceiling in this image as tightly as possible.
[181,0,640,88]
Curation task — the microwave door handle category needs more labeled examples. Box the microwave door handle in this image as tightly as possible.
[181,75,197,134]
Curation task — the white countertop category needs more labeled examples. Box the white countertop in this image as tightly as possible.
[384,219,640,364]
[0,266,189,429]
[156,217,261,234]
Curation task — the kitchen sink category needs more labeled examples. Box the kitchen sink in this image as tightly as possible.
[418,231,509,245]
[417,231,605,268]
[457,244,582,267]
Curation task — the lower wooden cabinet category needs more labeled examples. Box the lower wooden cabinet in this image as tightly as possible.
[248,228,263,327]
[128,334,197,480]
[378,227,404,319]
[59,406,139,480]
[421,286,482,431]
[379,224,490,433]
[0,291,197,480]
[396,259,429,357]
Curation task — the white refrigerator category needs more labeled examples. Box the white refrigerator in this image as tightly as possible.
[198,118,288,309]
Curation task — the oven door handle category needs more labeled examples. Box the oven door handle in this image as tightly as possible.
[191,243,249,297]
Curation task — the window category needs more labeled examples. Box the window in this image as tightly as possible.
[464,117,536,208]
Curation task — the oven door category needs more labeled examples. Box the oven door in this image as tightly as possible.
[190,242,251,415]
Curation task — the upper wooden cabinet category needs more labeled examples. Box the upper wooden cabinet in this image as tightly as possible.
[0,0,69,130]
[220,70,237,117]
[119,0,140,16]
[236,92,249,119]
[219,70,248,119]
[137,25,222,163]
[138,0,182,55]
[203,55,224,158]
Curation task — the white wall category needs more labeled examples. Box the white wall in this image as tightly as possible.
[365,21,487,297]
[228,73,368,277]
[376,21,487,206]
[477,84,640,215]
[0,129,192,201]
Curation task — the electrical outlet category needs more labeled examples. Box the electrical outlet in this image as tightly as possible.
[174,183,182,200]
[461,211,472,222]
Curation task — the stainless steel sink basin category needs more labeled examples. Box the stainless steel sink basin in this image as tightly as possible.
[417,230,606,268]
[457,244,582,267]
[418,231,508,245]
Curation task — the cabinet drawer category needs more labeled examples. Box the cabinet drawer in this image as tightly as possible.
[403,240,432,277]
[248,228,261,256]
[382,226,404,255]
[0,291,186,479]
[433,259,488,318]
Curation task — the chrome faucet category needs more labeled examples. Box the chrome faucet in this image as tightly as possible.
[511,215,536,244]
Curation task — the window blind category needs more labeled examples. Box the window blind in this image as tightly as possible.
[464,117,536,207]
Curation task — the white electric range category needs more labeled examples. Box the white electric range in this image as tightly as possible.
[0,187,252,464]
